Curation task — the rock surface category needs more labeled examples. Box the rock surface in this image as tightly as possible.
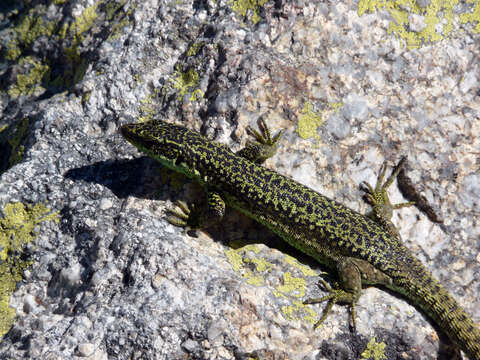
[0,0,479,359]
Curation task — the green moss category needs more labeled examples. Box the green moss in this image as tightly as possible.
[361,337,387,360]
[358,0,476,49]
[54,0,67,4]
[0,202,59,338]
[8,57,50,98]
[231,0,268,24]
[296,101,323,140]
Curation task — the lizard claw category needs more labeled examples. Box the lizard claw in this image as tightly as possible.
[303,279,358,331]
[166,200,192,227]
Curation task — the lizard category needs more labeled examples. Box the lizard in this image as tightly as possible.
[120,118,480,360]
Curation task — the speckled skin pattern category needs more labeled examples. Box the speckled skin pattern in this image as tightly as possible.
[121,120,480,360]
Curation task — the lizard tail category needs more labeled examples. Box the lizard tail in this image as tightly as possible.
[391,259,480,360]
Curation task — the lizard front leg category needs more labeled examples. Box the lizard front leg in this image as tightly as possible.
[236,117,283,164]
[167,190,225,229]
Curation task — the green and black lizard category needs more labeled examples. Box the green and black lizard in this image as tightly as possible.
[121,119,480,360]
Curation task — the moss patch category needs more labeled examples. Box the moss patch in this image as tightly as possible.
[0,203,59,338]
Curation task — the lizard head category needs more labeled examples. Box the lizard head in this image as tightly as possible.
[121,120,202,180]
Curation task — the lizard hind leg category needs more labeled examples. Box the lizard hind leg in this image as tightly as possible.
[304,257,393,331]
[304,258,363,331]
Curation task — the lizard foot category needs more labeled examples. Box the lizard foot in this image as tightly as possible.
[304,278,358,331]
[237,117,283,164]
[361,157,415,213]
[166,200,194,228]
[360,158,415,236]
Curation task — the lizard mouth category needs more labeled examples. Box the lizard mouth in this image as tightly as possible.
[120,124,136,142]
[120,123,150,147]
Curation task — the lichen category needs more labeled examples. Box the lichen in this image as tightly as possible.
[361,337,387,360]
[186,42,204,57]
[358,0,479,49]
[281,300,318,325]
[70,3,99,44]
[105,1,136,40]
[296,101,323,140]
[8,57,50,98]
[460,0,480,33]
[225,243,319,325]
[171,67,201,101]
[230,0,268,24]
[0,203,59,338]
[5,9,56,62]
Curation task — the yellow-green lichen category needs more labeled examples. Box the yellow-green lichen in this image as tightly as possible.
[225,244,269,285]
[225,243,320,325]
[171,68,201,101]
[5,40,22,62]
[8,57,50,98]
[186,42,204,57]
[189,88,205,102]
[274,271,307,298]
[5,9,56,62]
[281,300,318,324]
[70,3,99,44]
[297,101,323,140]
[106,1,136,41]
[329,102,343,112]
[460,0,480,33]
[230,0,268,24]
[358,0,479,49]
[0,202,59,338]
[283,255,319,277]
[361,337,387,360]
[138,92,158,123]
